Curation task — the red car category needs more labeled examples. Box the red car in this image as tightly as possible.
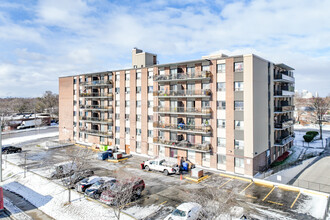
[100,178,145,205]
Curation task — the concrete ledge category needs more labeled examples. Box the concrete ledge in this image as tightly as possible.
[107,158,129,163]
[184,175,210,183]
[220,173,252,182]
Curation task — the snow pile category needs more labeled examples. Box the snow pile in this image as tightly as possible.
[125,205,161,219]
[2,132,59,145]
[1,164,135,220]
[296,193,328,219]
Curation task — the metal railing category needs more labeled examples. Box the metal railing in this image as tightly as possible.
[80,128,113,137]
[274,135,294,145]
[79,105,113,112]
[153,106,212,115]
[153,137,211,152]
[153,121,212,134]
[79,93,113,99]
[153,71,212,82]
[79,117,113,124]
[81,80,112,86]
[274,119,294,129]
[274,106,294,112]
[154,89,212,97]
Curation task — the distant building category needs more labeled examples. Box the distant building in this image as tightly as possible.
[59,49,295,176]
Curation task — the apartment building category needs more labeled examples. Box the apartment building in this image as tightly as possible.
[59,49,295,176]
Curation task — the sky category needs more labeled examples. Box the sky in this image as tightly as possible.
[0,0,329,98]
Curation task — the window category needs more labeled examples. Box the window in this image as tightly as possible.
[73,78,76,84]
[217,82,226,91]
[115,138,120,145]
[148,115,153,122]
[85,77,88,82]
[136,101,141,107]
[217,64,226,73]
[73,111,76,116]
[136,71,141,79]
[234,82,244,91]
[73,100,77,106]
[217,138,226,147]
[202,83,210,90]
[115,114,120,119]
[217,101,226,110]
[136,86,141,94]
[202,118,210,126]
[125,127,130,134]
[202,65,210,71]
[125,73,130,81]
[170,148,178,158]
[148,130,153,137]
[115,74,120,81]
[218,154,226,165]
[73,121,76,127]
[125,114,129,120]
[115,101,120,107]
[148,71,153,79]
[148,86,153,93]
[125,101,130,107]
[234,140,244,150]
[235,158,244,168]
[159,69,165,75]
[136,129,142,136]
[115,126,120,132]
[202,101,210,108]
[234,101,244,111]
[136,142,141,153]
[147,101,153,108]
[115,87,120,94]
[234,62,243,72]
[125,87,130,94]
[136,115,141,121]
[188,150,195,163]
[235,120,244,130]
[202,153,210,163]
[217,119,226,128]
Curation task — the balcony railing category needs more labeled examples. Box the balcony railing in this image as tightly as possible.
[274,119,294,129]
[274,106,294,112]
[80,93,113,99]
[153,137,211,153]
[153,106,212,116]
[274,72,295,83]
[154,71,212,82]
[79,117,113,125]
[154,89,212,98]
[274,88,294,97]
[80,105,113,112]
[153,121,212,135]
[81,80,113,87]
[274,134,294,146]
[80,128,113,137]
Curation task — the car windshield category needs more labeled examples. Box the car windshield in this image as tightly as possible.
[172,209,186,217]
[92,181,102,187]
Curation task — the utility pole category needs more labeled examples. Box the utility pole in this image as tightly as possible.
[0,117,2,182]
[24,152,27,178]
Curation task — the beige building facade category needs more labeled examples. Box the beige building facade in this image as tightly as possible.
[59,49,295,176]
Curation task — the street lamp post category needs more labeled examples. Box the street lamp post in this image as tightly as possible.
[0,117,3,182]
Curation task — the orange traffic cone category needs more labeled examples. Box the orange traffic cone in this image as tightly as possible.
[180,174,183,180]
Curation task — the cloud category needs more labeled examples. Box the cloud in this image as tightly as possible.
[0,0,329,97]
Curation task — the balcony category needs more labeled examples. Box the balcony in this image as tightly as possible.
[274,72,295,83]
[153,137,211,153]
[80,105,113,113]
[274,134,294,146]
[153,121,212,135]
[274,86,294,97]
[154,89,212,98]
[274,119,294,130]
[153,106,212,116]
[79,117,113,125]
[274,105,294,113]
[80,93,113,100]
[80,128,113,137]
[154,71,212,83]
[81,80,113,87]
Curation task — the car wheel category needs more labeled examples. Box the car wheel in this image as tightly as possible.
[145,166,150,171]
[3,150,8,154]
[17,149,22,153]
[164,169,169,176]
[135,187,142,196]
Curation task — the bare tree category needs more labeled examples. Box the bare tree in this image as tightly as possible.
[310,96,330,139]
[59,147,94,204]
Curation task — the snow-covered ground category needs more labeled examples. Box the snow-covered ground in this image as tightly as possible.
[2,132,59,146]
[294,124,330,131]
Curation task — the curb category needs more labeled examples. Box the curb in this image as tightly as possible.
[184,175,210,183]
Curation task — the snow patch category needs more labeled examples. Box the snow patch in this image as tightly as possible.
[125,205,161,219]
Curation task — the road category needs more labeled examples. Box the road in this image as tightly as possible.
[2,126,58,140]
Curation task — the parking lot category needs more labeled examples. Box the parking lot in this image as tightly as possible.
[3,136,329,219]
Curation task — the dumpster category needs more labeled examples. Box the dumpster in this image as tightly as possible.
[98,152,109,160]
[100,145,108,151]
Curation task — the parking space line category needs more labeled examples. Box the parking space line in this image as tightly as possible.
[262,186,275,201]
[218,178,233,189]
[290,192,301,208]
[267,200,283,206]
[160,201,167,205]
[240,182,253,194]
[245,194,257,199]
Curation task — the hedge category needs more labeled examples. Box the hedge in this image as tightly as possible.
[306,131,318,138]
[303,134,314,142]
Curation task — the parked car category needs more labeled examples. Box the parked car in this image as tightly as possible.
[50,162,77,179]
[84,177,117,199]
[100,178,145,205]
[63,170,94,188]
[75,176,101,192]
[2,146,22,154]
[164,202,202,220]
[144,159,179,175]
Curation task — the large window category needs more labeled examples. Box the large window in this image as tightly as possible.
[115,74,120,81]
[148,71,153,79]
[234,62,243,72]
[202,65,210,71]
[235,158,244,168]
[136,71,141,79]
[234,140,244,150]
[170,148,178,158]
[136,101,141,107]
[125,127,130,134]
[217,119,226,128]
[115,114,120,119]
[136,129,141,136]
[125,73,130,81]
[234,82,244,91]
[148,130,153,137]
[186,67,195,74]
[218,154,226,165]
[136,115,141,121]
[148,86,153,93]
[125,87,130,94]
[148,101,153,108]
[217,64,226,73]
[188,150,195,163]
[125,101,130,107]
[217,101,226,110]
[159,69,165,75]
[235,120,244,130]
[115,87,120,94]
[234,101,244,111]
[217,138,226,147]
[217,82,226,91]
[115,101,120,107]
[136,86,141,94]
[115,126,120,132]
